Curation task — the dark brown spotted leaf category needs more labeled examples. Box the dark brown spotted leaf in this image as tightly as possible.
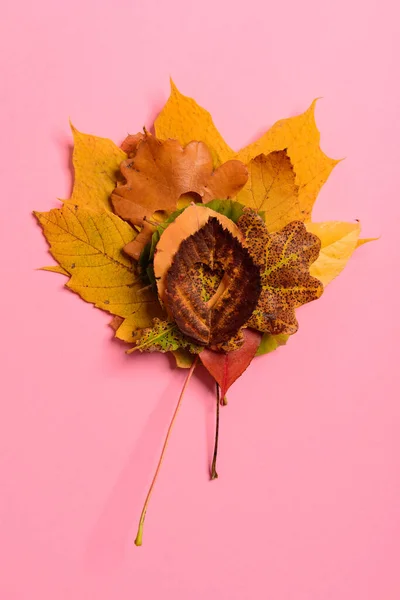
[238,209,323,335]
[165,217,261,346]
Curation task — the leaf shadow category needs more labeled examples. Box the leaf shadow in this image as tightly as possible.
[83,372,188,573]
[51,131,74,200]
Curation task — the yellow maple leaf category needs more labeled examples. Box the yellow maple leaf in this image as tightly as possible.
[155,80,233,167]
[236,100,339,219]
[34,204,161,326]
[65,124,126,212]
[155,82,339,224]
[306,221,361,286]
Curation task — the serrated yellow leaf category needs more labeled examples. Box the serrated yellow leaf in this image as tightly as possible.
[236,151,300,232]
[237,101,339,222]
[34,204,161,326]
[154,80,233,167]
[306,221,361,286]
[65,124,126,212]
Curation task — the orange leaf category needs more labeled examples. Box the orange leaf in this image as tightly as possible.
[200,329,262,398]
[120,132,145,156]
[111,132,248,227]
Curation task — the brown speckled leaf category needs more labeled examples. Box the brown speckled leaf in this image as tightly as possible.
[111,132,248,228]
[154,204,243,304]
[238,209,323,335]
[165,218,261,346]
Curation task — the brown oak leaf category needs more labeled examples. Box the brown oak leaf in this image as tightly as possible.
[120,132,145,157]
[111,132,248,229]
[237,209,323,335]
[165,217,261,346]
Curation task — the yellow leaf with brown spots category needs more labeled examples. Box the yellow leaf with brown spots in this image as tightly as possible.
[34,204,162,328]
[65,124,127,212]
[238,209,323,335]
[236,150,301,232]
[112,308,166,343]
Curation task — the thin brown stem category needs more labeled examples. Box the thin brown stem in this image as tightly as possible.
[210,383,220,480]
[134,356,199,546]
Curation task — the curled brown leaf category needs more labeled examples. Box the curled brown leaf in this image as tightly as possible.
[153,204,243,304]
[165,217,261,346]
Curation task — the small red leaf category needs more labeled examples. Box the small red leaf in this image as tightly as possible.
[199,329,262,398]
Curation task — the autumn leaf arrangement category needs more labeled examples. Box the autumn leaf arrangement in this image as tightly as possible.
[35,82,373,545]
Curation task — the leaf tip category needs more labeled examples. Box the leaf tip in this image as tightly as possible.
[32,210,44,223]
[69,118,78,134]
[169,76,178,94]
[309,97,322,115]
[356,236,379,248]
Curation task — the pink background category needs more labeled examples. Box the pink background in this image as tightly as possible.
[1,0,399,598]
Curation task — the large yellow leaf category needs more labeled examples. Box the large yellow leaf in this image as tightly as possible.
[306,221,361,286]
[237,101,339,221]
[155,83,338,228]
[34,204,161,326]
[154,80,233,167]
[66,124,126,212]
[236,150,300,232]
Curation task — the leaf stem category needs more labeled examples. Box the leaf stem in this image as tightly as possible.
[210,383,220,480]
[134,356,199,546]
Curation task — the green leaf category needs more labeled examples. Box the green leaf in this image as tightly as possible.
[127,318,203,354]
[203,199,245,223]
[256,333,289,356]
